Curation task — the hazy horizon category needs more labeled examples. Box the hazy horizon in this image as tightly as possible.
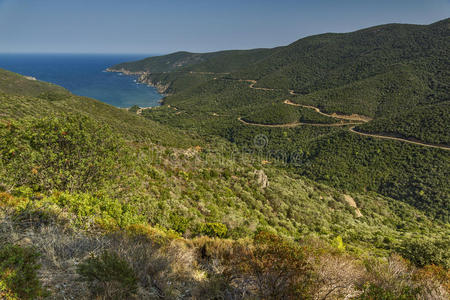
[0,0,448,54]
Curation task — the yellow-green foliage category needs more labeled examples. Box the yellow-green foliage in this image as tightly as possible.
[0,115,125,193]
[197,222,228,238]
[1,191,145,230]
[44,192,145,229]
[332,235,346,252]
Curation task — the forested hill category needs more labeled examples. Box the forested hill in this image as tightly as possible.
[110,18,449,144]
[109,18,449,224]
[1,37,450,298]
[110,19,448,92]
[235,18,449,94]
[109,48,273,74]
[2,68,449,298]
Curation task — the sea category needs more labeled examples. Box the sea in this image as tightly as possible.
[0,53,162,108]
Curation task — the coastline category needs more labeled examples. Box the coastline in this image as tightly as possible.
[105,67,170,96]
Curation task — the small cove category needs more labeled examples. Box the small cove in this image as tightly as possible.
[0,53,162,108]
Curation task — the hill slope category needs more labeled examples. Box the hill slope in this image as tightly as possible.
[112,19,450,222]
[112,18,449,135]
[0,68,197,147]
[0,67,449,298]
[109,48,273,74]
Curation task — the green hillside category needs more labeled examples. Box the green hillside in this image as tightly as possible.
[1,67,449,298]
[289,65,433,118]
[113,19,448,102]
[113,19,450,223]
[358,101,450,145]
[1,18,450,299]
[110,48,272,74]
[114,19,449,143]
[0,69,196,147]
[137,81,449,222]
[238,20,448,94]
[109,48,274,94]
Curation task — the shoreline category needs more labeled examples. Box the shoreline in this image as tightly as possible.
[106,67,167,109]
[106,67,170,96]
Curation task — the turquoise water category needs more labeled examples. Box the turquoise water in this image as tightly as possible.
[0,53,162,108]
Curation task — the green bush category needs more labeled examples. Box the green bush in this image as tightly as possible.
[22,191,145,230]
[197,222,228,238]
[77,251,138,299]
[0,114,126,193]
[128,105,140,114]
[398,239,450,268]
[0,244,47,300]
[37,91,68,101]
[168,213,190,234]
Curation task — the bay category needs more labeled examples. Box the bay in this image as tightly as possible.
[0,53,162,108]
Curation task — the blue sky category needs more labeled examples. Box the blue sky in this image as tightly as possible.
[0,0,448,54]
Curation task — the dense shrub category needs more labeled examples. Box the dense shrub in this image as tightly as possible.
[359,255,422,299]
[0,114,126,193]
[168,213,190,234]
[37,91,68,101]
[77,251,138,299]
[14,191,145,230]
[359,101,450,145]
[398,239,450,268]
[197,222,228,238]
[0,244,47,300]
[243,102,300,125]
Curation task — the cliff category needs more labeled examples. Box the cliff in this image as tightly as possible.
[106,68,171,95]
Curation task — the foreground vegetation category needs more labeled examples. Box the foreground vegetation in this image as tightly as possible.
[0,67,448,298]
[1,202,449,299]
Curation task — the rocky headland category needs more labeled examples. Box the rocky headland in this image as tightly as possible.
[106,68,170,95]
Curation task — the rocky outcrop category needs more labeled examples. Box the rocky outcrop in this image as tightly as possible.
[137,74,170,95]
[105,68,145,76]
[255,170,269,189]
[106,68,170,95]
[343,195,363,218]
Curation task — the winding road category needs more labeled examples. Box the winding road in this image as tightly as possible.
[283,100,372,122]
[238,117,362,128]
[348,126,450,150]
[234,78,450,151]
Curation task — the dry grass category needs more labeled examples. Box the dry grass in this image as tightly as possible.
[1,208,448,299]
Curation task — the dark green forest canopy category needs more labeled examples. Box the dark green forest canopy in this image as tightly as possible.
[111,19,449,142]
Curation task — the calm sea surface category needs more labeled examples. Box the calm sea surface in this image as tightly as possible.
[0,53,162,108]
